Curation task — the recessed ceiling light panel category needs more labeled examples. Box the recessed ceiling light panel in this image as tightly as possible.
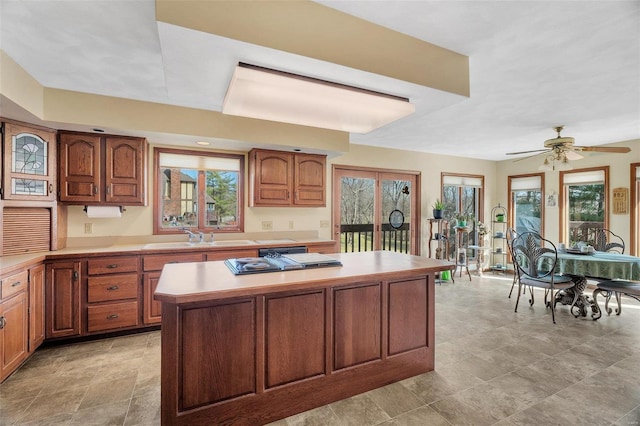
[222,63,415,134]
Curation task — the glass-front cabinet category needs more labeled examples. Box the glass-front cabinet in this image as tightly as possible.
[2,122,56,201]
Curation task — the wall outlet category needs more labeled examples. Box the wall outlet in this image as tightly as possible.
[320,220,330,228]
[84,223,93,234]
[262,221,273,230]
[289,220,294,229]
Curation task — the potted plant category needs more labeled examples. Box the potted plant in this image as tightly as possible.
[432,199,445,219]
[454,211,474,227]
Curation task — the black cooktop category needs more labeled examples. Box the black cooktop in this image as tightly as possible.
[224,254,342,275]
[224,256,304,275]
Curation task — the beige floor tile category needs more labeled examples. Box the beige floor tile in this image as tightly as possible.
[123,390,161,426]
[366,381,425,418]
[284,405,342,426]
[330,393,390,426]
[379,405,450,426]
[69,400,130,426]
[78,376,137,410]
[17,387,87,423]
[430,394,499,426]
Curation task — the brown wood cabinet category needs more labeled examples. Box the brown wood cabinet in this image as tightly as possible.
[58,131,146,205]
[1,121,57,201]
[45,260,82,339]
[28,264,45,352]
[86,255,140,334]
[249,149,326,207]
[142,252,205,325]
[0,270,29,382]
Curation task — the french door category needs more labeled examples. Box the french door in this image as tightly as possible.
[332,166,420,254]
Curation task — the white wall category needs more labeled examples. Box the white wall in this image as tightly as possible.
[66,142,498,256]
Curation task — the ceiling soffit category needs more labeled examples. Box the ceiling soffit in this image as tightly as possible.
[155,0,470,98]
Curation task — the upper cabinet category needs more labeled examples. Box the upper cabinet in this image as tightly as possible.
[1,122,57,201]
[58,132,146,206]
[249,149,326,207]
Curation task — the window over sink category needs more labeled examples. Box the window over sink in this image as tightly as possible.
[153,148,244,234]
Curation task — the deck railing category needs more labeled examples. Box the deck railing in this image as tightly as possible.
[568,221,604,245]
[339,223,411,253]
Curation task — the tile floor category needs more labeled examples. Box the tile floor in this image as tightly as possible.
[2,274,640,425]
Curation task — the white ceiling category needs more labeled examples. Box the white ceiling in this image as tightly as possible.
[1,0,638,161]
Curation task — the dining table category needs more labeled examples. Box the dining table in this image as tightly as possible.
[553,250,640,319]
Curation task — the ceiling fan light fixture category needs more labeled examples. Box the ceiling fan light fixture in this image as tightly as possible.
[222,63,415,134]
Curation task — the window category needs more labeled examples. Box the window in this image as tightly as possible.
[560,167,609,246]
[154,148,244,234]
[508,174,544,235]
[441,173,484,249]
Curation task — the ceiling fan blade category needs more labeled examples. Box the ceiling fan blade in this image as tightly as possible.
[574,146,631,153]
[564,150,584,161]
[505,148,550,155]
[512,151,548,162]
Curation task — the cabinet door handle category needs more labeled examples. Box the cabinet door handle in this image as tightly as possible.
[73,271,79,281]
[0,316,5,329]
[106,264,119,269]
[93,186,98,195]
[106,285,119,291]
[106,186,111,195]
[107,314,119,320]
[11,281,21,287]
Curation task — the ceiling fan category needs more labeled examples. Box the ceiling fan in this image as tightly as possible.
[506,126,631,169]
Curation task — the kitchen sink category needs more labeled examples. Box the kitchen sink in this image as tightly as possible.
[209,240,257,246]
[143,242,206,250]
[143,240,257,250]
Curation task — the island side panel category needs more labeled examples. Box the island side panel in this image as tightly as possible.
[160,272,436,425]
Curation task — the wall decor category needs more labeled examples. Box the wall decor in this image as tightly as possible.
[612,187,628,214]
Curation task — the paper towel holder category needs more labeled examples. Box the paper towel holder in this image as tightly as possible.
[83,206,126,215]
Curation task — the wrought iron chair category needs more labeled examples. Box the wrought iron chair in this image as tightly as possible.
[506,227,519,298]
[593,229,625,253]
[511,232,576,324]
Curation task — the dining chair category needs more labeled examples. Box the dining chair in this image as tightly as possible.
[593,229,625,253]
[511,232,576,324]
[506,227,520,298]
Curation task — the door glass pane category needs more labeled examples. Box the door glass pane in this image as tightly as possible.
[512,190,542,234]
[382,179,411,253]
[339,177,374,252]
[567,183,605,246]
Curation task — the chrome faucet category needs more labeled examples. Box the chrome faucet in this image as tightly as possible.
[182,229,197,244]
[197,232,205,243]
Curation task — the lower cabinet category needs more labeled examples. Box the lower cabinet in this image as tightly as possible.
[45,261,82,339]
[28,264,45,352]
[86,256,140,334]
[0,291,28,381]
[143,272,162,325]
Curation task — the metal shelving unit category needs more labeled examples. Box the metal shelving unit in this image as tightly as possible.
[490,204,508,273]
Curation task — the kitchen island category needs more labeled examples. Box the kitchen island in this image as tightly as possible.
[155,251,454,425]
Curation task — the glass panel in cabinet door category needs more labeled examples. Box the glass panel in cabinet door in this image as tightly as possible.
[381,179,411,254]
[10,133,49,196]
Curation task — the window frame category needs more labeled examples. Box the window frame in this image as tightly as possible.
[559,166,609,244]
[508,173,545,236]
[153,147,245,235]
[631,162,639,256]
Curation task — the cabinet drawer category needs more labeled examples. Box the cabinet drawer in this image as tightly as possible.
[88,256,139,275]
[206,249,258,261]
[88,274,138,303]
[143,253,204,272]
[87,301,139,333]
[1,270,28,300]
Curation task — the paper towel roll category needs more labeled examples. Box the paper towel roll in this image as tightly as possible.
[85,206,122,218]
